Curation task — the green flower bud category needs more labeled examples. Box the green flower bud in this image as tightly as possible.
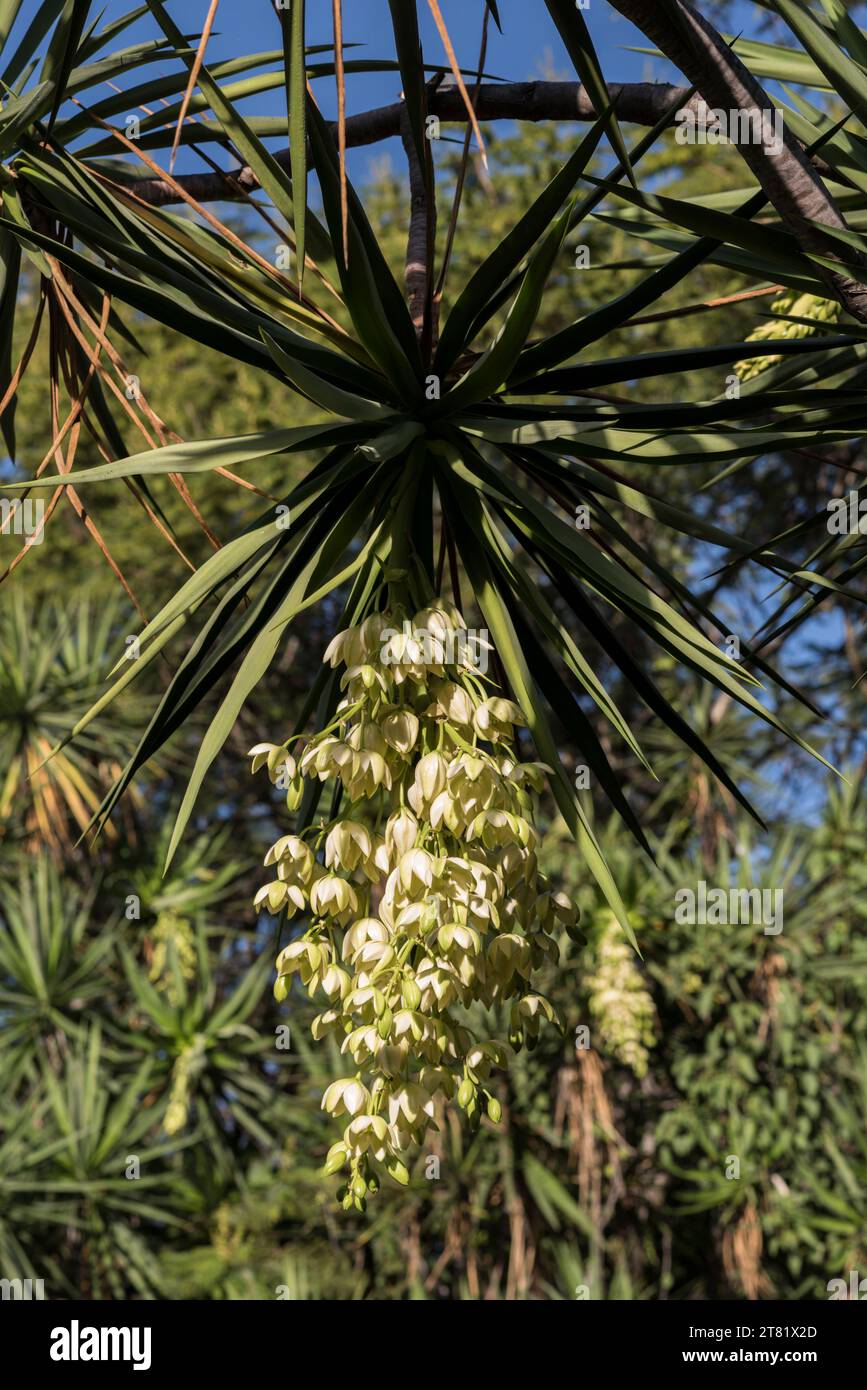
[457,1078,474,1109]
[402,978,422,1010]
[387,1158,410,1186]
[323,1146,347,1176]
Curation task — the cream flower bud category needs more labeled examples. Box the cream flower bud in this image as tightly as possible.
[473,696,526,740]
[444,923,480,955]
[276,940,325,989]
[421,751,448,801]
[342,917,390,962]
[302,737,357,784]
[350,749,391,798]
[415,959,457,1009]
[413,606,453,640]
[399,847,436,895]
[385,808,418,860]
[322,1077,370,1116]
[393,1008,424,1043]
[429,789,462,833]
[264,834,313,877]
[310,874,358,918]
[325,819,373,872]
[344,1113,388,1159]
[347,722,387,756]
[359,612,389,658]
[249,741,278,774]
[382,709,420,754]
[426,680,475,727]
[393,902,428,936]
[342,1024,379,1064]
[321,965,351,1000]
[249,743,297,783]
[311,1008,342,1039]
[342,1079,368,1115]
[254,880,291,914]
[387,1082,436,1131]
[323,626,364,668]
[356,939,395,970]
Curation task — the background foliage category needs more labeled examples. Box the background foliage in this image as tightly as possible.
[2,0,867,1299]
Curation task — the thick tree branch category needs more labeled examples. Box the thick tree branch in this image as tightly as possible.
[400,101,435,347]
[126,80,697,206]
[607,0,867,322]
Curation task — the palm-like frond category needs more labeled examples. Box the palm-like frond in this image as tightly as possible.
[0,1,866,931]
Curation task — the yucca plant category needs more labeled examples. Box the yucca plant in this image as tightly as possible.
[115,923,276,1145]
[0,857,113,1065]
[0,590,141,852]
[0,1024,188,1299]
[3,0,867,1210]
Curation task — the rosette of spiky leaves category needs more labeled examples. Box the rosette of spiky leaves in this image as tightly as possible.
[26,1024,186,1298]
[2,0,865,933]
[0,590,142,853]
[116,923,274,1151]
[118,817,248,925]
[0,858,115,1068]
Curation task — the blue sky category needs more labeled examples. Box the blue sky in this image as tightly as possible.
[14,0,763,183]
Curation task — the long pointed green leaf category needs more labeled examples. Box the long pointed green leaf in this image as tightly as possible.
[279,0,307,285]
[435,117,606,374]
[543,0,634,185]
[439,460,637,947]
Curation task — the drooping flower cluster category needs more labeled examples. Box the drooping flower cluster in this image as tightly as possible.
[735,289,840,382]
[164,1033,207,1136]
[148,910,196,1006]
[250,600,579,1209]
[585,909,657,1079]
